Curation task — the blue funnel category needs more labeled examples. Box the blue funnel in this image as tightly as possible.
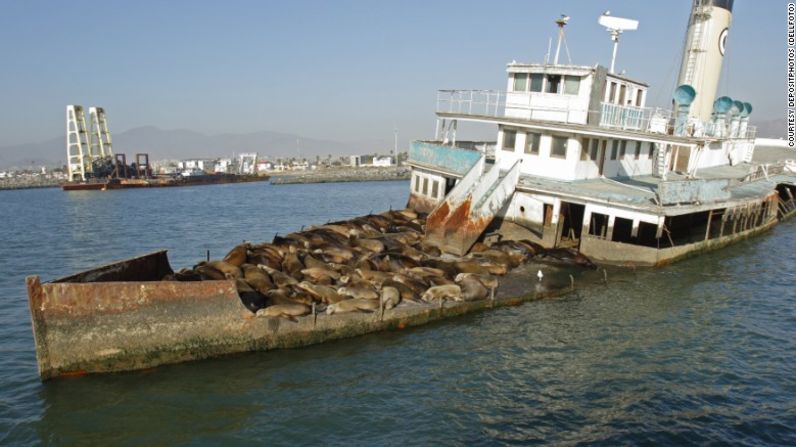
[741,102,753,117]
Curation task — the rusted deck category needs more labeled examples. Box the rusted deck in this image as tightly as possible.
[26,252,588,380]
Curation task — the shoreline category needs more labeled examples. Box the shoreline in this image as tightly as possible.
[270,166,410,185]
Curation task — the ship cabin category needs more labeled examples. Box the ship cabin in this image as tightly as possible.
[407,59,794,266]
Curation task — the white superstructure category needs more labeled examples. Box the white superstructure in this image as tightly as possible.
[407,4,796,266]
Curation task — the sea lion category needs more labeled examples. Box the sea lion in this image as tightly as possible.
[241,264,275,294]
[295,281,347,304]
[236,278,268,313]
[272,234,307,250]
[382,279,420,303]
[455,273,499,290]
[265,288,313,306]
[313,246,354,264]
[475,261,509,276]
[300,267,340,284]
[455,275,488,301]
[407,266,448,280]
[350,237,385,253]
[301,253,327,269]
[256,303,311,321]
[337,285,379,300]
[391,273,429,293]
[398,209,418,220]
[385,253,420,271]
[258,265,298,288]
[474,249,519,268]
[539,248,597,269]
[421,259,459,278]
[417,241,442,258]
[326,298,379,315]
[282,248,305,278]
[380,286,401,310]
[317,224,355,237]
[470,242,491,253]
[428,276,456,287]
[248,250,282,270]
[205,260,242,279]
[194,263,227,280]
[174,268,202,281]
[223,243,250,267]
[421,284,463,302]
[355,269,393,286]
[453,260,491,275]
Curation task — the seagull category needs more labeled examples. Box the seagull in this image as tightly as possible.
[537,269,544,282]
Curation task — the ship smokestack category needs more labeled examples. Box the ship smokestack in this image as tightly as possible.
[676,0,733,121]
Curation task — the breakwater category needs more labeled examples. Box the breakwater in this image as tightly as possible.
[270,166,410,184]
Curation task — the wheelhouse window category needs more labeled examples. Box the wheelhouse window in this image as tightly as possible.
[546,75,561,93]
[580,138,590,161]
[648,143,655,158]
[422,178,429,195]
[513,73,528,92]
[550,136,568,159]
[636,89,644,106]
[564,75,580,95]
[502,130,516,151]
[608,82,617,102]
[414,175,420,192]
[634,141,642,159]
[432,180,439,198]
[530,74,544,92]
[610,140,619,160]
[619,140,627,158]
[525,132,541,155]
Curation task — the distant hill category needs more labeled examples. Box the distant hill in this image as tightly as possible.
[0,126,389,169]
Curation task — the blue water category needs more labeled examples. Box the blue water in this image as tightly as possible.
[1,181,795,445]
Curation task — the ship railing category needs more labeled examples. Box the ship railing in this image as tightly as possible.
[436,90,505,117]
[437,91,757,140]
[597,103,673,133]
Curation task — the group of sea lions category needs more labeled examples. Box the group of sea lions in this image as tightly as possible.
[164,208,596,321]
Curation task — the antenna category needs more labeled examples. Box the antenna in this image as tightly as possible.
[598,11,638,73]
[553,14,570,65]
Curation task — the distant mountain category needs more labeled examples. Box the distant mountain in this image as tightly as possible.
[0,126,390,169]
[753,118,786,139]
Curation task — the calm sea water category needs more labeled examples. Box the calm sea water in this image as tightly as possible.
[1,181,795,446]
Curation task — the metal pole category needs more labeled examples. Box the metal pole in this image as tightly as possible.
[610,33,620,73]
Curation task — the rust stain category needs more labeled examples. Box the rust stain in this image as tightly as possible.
[59,369,88,378]
[426,200,450,229]
[442,197,472,238]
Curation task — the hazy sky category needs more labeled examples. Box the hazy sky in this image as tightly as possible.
[0,0,784,147]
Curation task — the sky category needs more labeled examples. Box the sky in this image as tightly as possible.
[0,0,785,147]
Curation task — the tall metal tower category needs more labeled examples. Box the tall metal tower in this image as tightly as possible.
[89,107,114,159]
[66,105,91,181]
